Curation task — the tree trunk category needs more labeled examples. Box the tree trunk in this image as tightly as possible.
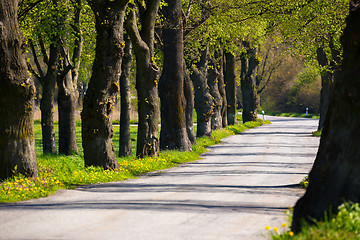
[292,2,360,232]
[0,0,38,180]
[217,50,227,128]
[240,41,259,123]
[82,0,128,169]
[125,1,161,158]
[119,34,132,157]
[40,43,59,154]
[191,47,213,137]
[316,47,333,131]
[208,57,223,130]
[224,51,236,125]
[184,65,197,145]
[159,0,191,151]
[57,70,79,155]
[57,0,81,155]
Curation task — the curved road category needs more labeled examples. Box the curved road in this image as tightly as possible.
[0,116,319,240]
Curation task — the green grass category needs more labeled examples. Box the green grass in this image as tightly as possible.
[0,117,268,203]
[312,129,322,137]
[268,202,360,240]
[265,111,320,119]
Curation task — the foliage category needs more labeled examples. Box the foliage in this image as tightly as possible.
[18,0,96,85]
[286,65,321,113]
[0,119,268,203]
[300,176,309,188]
[271,202,360,240]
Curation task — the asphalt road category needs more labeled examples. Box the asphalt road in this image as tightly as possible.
[0,116,320,240]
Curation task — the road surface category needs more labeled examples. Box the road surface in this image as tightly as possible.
[0,116,320,240]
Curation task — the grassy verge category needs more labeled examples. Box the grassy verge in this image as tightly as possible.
[267,202,360,240]
[265,111,320,119]
[0,117,268,203]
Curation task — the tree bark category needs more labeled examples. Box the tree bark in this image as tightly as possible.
[40,42,59,154]
[191,47,213,137]
[316,47,333,131]
[217,50,228,128]
[57,0,82,155]
[184,65,196,145]
[292,2,360,232]
[57,70,79,155]
[125,1,161,158]
[240,41,259,123]
[0,0,38,180]
[208,56,223,130]
[119,34,132,157]
[159,0,191,151]
[224,51,236,125]
[82,0,128,169]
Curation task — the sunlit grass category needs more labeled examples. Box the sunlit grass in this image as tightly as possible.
[0,114,268,203]
[270,203,360,240]
[265,111,320,119]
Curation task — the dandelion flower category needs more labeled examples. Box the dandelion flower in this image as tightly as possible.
[281,223,287,227]
[265,226,271,230]
[274,227,278,232]
[289,231,294,237]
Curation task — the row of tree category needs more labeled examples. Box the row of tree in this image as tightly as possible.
[0,0,348,178]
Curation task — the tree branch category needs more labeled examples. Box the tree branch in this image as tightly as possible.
[38,35,49,65]
[29,39,45,82]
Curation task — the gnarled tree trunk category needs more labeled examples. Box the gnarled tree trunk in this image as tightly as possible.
[57,70,79,155]
[208,56,223,130]
[0,0,38,180]
[292,1,360,232]
[57,0,82,155]
[159,0,191,151]
[125,1,161,158]
[82,0,129,169]
[184,65,196,145]
[119,34,132,157]
[191,47,213,137]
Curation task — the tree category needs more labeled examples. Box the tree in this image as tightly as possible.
[316,37,340,130]
[224,51,236,125]
[191,47,214,137]
[292,1,360,232]
[57,0,82,155]
[159,0,191,151]
[81,0,129,169]
[183,65,197,145]
[21,0,82,155]
[272,0,347,126]
[119,34,132,157]
[216,50,228,128]
[0,0,38,180]
[240,41,260,122]
[24,0,60,155]
[208,56,223,129]
[125,0,161,158]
